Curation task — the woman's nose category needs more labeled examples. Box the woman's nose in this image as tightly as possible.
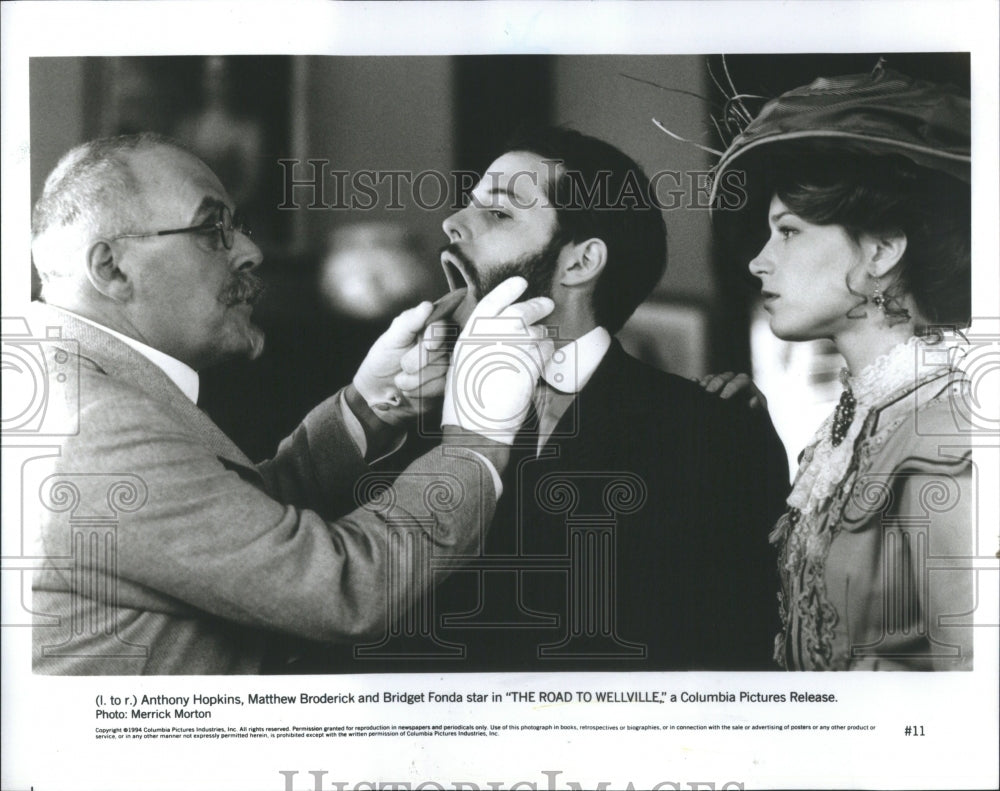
[748,243,771,278]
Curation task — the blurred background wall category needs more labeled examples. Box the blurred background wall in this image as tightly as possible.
[28,54,969,465]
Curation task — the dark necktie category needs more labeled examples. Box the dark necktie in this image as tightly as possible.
[511,395,541,460]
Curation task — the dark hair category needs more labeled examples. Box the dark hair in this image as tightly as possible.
[763,144,971,328]
[502,126,667,333]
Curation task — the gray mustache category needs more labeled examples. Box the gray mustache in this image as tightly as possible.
[219,272,265,306]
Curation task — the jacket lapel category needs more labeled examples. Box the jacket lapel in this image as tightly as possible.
[31,302,258,472]
[547,339,628,464]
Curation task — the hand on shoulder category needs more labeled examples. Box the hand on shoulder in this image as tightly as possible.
[694,371,768,411]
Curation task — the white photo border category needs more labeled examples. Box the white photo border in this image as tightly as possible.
[2,3,998,790]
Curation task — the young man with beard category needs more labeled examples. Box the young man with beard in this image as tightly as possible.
[25,133,554,674]
[334,127,790,672]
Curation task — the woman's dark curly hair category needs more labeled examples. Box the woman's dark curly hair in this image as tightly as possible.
[760,143,971,329]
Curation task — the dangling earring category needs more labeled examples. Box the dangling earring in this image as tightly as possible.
[870,276,885,313]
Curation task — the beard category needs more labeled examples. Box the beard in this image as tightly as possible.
[443,233,564,302]
[217,270,267,360]
[239,320,266,361]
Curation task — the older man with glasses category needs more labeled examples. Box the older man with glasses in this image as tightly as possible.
[27,132,554,674]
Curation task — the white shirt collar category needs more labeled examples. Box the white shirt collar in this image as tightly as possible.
[542,326,611,394]
[57,308,200,404]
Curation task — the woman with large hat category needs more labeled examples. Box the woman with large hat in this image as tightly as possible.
[710,64,974,670]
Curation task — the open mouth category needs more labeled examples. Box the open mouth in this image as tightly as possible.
[439,250,478,328]
[440,250,474,296]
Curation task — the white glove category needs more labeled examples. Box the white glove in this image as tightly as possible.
[353,301,450,426]
[441,277,555,444]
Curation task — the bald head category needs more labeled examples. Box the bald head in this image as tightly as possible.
[31,134,265,369]
[31,133,192,295]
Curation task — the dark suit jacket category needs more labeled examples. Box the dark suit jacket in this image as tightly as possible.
[318,340,789,672]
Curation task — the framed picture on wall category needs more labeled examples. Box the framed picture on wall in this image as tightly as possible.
[81,55,298,255]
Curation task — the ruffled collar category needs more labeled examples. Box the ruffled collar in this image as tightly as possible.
[787,336,951,516]
[844,335,925,406]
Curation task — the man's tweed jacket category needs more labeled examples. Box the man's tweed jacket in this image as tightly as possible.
[27,302,496,674]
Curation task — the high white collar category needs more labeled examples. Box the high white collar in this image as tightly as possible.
[542,326,611,394]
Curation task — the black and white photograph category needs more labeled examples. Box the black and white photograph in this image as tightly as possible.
[2,2,998,790]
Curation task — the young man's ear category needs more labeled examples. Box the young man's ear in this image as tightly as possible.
[559,238,607,286]
[863,230,908,279]
[85,240,133,301]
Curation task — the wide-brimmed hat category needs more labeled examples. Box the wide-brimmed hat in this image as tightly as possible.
[709,64,971,213]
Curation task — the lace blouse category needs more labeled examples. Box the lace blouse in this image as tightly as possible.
[771,337,974,670]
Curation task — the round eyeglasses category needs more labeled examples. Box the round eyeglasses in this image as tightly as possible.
[111,204,252,250]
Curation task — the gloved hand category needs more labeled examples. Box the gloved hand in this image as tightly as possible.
[441,277,555,444]
[352,300,451,426]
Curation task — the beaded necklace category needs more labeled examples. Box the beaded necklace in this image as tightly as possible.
[786,335,954,518]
